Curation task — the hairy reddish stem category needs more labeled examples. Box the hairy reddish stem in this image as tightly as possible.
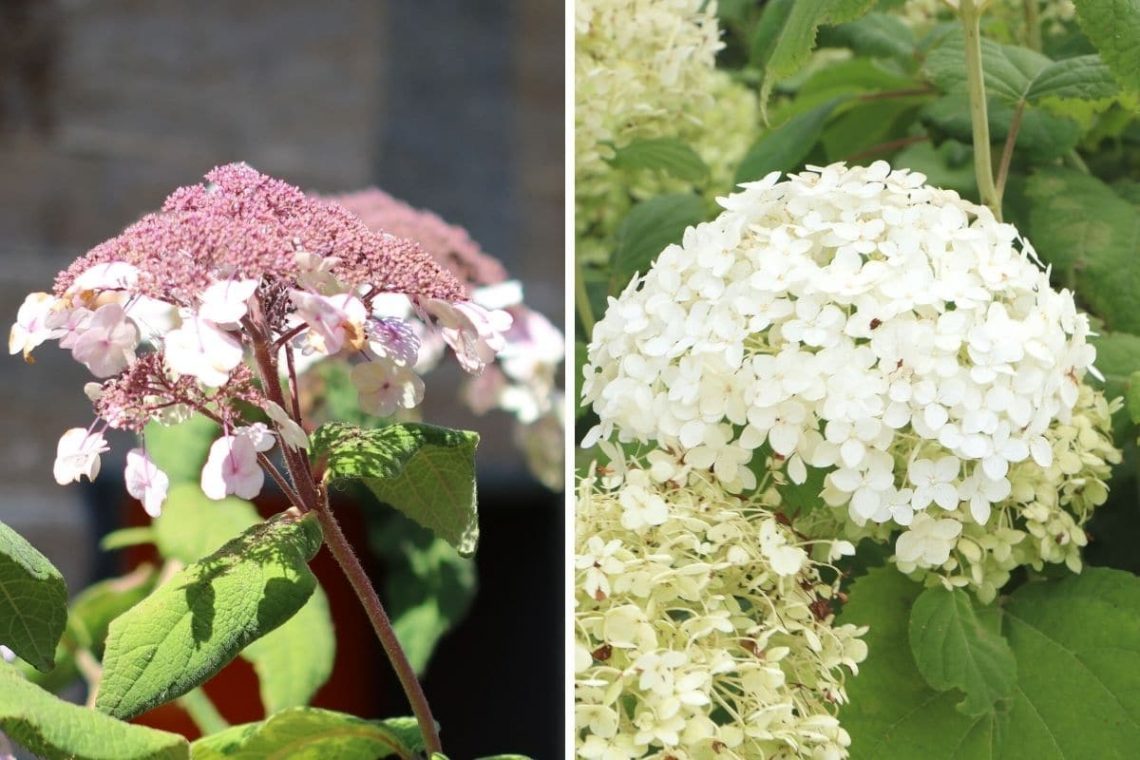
[314,495,443,756]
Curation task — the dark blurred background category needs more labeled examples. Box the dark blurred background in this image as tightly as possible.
[0,1,564,756]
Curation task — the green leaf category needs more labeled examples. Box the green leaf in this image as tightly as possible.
[923,94,1081,162]
[839,567,1140,758]
[1127,371,1140,424]
[1025,54,1120,105]
[821,97,926,162]
[0,521,67,671]
[313,422,480,557]
[154,483,260,564]
[241,584,335,713]
[607,138,710,183]
[610,194,707,293]
[0,667,188,760]
[1091,331,1140,399]
[1024,168,1140,332]
[370,514,477,675]
[100,526,156,552]
[96,510,322,720]
[736,97,848,183]
[1074,0,1140,92]
[822,12,917,62]
[752,0,877,107]
[189,707,423,760]
[925,32,1053,104]
[908,587,1017,717]
[144,414,219,485]
[69,564,157,656]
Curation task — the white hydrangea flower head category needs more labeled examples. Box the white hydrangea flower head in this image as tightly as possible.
[575,0,759,261]
[583,161,1121,598]
[575,452,867,759]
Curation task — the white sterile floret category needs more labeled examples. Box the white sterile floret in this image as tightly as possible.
[583,162,1120,596]
[575,454,866,759]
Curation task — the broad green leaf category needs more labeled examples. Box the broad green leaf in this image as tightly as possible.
[1074,0,1140,91]
[241,584,335,713]
[822,12,917,62]
[795,58,915,103]
[925,32,1052,104]
[96,510,322,720]
[370,514,477,675]
[0,521,67,671]
[144,414,219,484]
[908,587,1017,717]
[1024,168,1140,332]
[1025,54,1120,105]
[69,564,157,656]
[751,0,877,107]
[1091,331,1140,400]
[154,483,260,563]
[0,667,188,760]
[893,140,978,198]
[840,567,1140,758]
[313,422,480,556]
[189,708,423,760]
[736,97,848,183]
[610,194,707,292]
[821,97,927,162]
[607,138,710,183]
[923,94,1081,162]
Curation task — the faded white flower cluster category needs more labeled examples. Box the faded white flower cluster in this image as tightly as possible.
[582,162,1119,598]
[575,454,866,760]
[575,0,758,261]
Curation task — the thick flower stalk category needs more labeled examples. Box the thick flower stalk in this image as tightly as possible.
[575,452,867,759]
[582,161,1120,599]
[334,188,566,490]
[575,0,759,260]
[10,163,510,516]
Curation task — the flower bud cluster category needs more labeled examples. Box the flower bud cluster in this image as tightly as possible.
[11,164,512,515]
[582,162,1120,596]
[575,453,867,759]
[575,0,758,262]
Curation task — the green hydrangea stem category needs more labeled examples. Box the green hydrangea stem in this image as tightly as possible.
[576,257,596,337]
[1024,0,1042,52]
[177,688,230,736]
[314,495,443,757]
[960,0,1003,220]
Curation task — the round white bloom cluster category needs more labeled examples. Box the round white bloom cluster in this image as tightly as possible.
[575,453,867,759]
[575,0,758,261]
[582,161,1120,597]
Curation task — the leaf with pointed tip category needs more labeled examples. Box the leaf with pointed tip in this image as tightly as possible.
[189,708,423,760]
[0,667,188,760]
[908,587,1017,716]
[96,510,322,720]
[313,422,480,557]
[610,194,707,294]
[607,138,710,183]
[154,484,260,564]
[0,521,67,672]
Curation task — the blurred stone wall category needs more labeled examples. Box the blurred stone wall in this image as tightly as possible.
[0,0,563,587]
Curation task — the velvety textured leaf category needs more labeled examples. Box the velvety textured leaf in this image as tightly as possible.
[908,587,1017,716]
[1074,0,1140,91]
[240,584,335,714]
[610,194,707,292]
[0,667,188,760]
[751,0,877,106]
[1024,168,1140,332]
[154,484,260,564]
[96,510,322,720]
[925,32,1052,104]
[736,97,848,183]
[370,513,477,675]
[0,521,67,671]
[839,567,1140,758]
[1026,54,1120,104]
[189,708,423,760]
[607,138,710,183]
[313,422,480,556]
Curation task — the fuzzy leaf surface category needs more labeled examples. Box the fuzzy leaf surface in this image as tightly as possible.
[0,521,67,671]
[96,511,322,720]
[313,422,480,556]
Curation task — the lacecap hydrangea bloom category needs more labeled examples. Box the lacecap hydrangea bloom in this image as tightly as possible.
[582,161,1120,600]
[10,163,511,516]
[575,451,867,759]
[332,189,566,490]
[575,0,758,261]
